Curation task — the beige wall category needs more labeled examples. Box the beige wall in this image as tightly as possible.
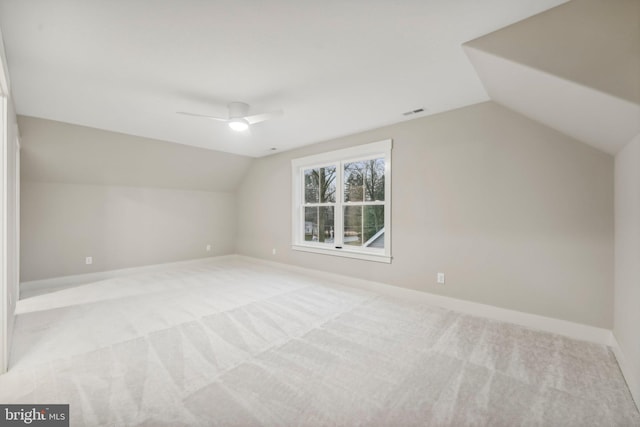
[19,117,249,282]
[19,116,252,191]
[614,134,640,404]
[19,102,618,329]
[21,183,235,282]
[465,0,640,104]
[237,101,614,328]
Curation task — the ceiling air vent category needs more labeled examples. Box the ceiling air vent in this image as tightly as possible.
[402,108,425,116]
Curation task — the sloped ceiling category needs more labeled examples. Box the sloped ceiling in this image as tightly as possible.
[0,0,566,157]
[464,0,640,155]
[19,116,252,192]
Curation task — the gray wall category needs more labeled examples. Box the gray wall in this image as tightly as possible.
[21,183,235,281]
[236,101,614,328]
[19,116,251,191]
[465,0,640,104]
[614,134,640,404]
[19,103,618,330]
[19,116,252,282]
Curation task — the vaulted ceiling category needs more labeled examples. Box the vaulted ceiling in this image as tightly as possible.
[0,0,567,157]
[2,1,637,158]
[464,0,640,155]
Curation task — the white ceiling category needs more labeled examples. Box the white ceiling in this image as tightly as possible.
[0,0,566,157]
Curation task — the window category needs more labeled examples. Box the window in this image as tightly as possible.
[292,140,391,263]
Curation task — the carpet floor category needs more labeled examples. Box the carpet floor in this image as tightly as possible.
[1,257,638,426]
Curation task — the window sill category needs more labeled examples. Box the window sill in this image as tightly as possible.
[292,244,391,263]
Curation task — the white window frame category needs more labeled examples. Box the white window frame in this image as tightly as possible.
[291,139,392,263]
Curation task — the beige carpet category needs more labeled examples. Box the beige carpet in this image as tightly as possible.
[1,257,638,426]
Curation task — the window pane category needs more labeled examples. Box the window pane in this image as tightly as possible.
[344,205,385,248]
[304,168,319,204]
[319,206,335,243]
[304,207,318,241]
[320,166,336,203]
[344,162,364,202]
[343,206,362,246]
[363,205,384,248]
[305,206,334,243]
[364,158,385,201]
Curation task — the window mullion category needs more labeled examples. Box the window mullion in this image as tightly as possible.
[335,161,344,247]
[300,205,305,243]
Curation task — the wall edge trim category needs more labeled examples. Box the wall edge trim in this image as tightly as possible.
[20,253,631,402]
[237,255,614,346]
[19,255,235,298]
[611,334,640,411]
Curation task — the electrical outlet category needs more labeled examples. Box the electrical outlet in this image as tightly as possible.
[206,244,211,252]
[437,272,445,284]
[85,256,93,265]
[272,248,277,255]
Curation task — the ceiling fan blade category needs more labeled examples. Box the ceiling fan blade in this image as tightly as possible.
[177,111,228,122]
[245,109,284,125]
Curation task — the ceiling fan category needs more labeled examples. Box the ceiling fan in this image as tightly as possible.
[177,102,283,132]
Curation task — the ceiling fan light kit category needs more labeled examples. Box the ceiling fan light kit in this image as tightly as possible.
[178,101,283,132]
[228,118,249,132]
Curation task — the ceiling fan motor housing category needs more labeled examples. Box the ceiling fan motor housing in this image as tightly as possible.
[228,102,250,119]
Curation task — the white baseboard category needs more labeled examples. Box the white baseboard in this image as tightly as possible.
[20,253,630,402]
[22,254,615,347]
[19,255,234,298]
[611,335,640,411]
[237,255,614,347]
